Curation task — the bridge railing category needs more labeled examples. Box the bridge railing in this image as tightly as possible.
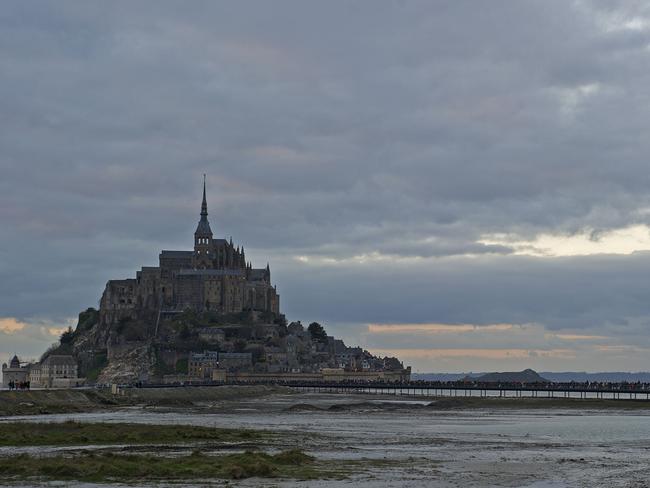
[125,378,650,395]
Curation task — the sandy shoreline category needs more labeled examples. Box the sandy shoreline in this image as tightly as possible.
[0,385,288,416]
[2,385,650,417]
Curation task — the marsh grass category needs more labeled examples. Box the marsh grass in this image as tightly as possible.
[0,449,320,482]
[0,421,267,446]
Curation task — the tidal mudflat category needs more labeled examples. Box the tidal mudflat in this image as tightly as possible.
[2,390,650,487]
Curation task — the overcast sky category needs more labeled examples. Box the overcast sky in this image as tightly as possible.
[3,1,650,372]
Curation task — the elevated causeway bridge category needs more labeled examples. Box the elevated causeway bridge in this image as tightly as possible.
[282,382,650,401]
[136,380,650,401]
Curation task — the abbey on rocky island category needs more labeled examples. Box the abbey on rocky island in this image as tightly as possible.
[99,178,280,327]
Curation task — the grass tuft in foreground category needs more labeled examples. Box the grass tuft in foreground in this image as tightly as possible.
[0,421,267,446]
[0,449,320,482]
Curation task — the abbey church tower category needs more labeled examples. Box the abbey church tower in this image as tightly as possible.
[99,178,280,326]
[193,175,214,270]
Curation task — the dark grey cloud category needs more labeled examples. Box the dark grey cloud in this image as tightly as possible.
[277,253,650,331]
[3,1,650,369]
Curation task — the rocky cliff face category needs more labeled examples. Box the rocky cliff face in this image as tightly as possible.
[97,343,155,384]
[44,308,156,384]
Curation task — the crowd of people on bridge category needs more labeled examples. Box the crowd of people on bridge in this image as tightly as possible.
[222,378,650,392]
[407,379,650,392]
[123,378,650,392]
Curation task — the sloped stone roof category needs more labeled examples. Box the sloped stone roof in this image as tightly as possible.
[41,355,77,367]
[160,250,194,258]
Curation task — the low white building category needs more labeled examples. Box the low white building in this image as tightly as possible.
[30,355,81,388]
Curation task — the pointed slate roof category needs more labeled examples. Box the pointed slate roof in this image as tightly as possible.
[195,175,213,237]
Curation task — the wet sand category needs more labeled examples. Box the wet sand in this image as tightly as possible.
[2,391,650,486]
[0,385,288,416]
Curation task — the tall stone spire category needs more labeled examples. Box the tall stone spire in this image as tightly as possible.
[200,174,208,219]
[195,175,213,239]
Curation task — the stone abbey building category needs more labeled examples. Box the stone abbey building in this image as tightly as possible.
[99,179,280,326]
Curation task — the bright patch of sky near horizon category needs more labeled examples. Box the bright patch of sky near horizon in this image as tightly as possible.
[480,225,650,257]
[4,1,650,372]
